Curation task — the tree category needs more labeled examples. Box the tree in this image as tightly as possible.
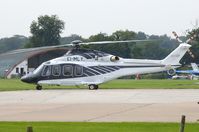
[87,33,114,55]
[89,32,111,41]
[60,34,84,44]
[0,35,28,53]
[87,31,136,58]
[111,30,136,40]
[27,15,65,47]
[110,30,136,58]
[136,31,147,40]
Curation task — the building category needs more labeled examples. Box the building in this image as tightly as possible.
[0,47,68,78]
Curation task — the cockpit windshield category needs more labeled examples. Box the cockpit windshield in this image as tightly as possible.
[33,63,45,74]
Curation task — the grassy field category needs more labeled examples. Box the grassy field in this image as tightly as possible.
[0,122,198,132]
[0,79,199,91]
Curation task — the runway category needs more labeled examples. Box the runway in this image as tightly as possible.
[0,89,199,122]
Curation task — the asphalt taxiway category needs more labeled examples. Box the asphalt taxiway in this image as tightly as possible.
[0,89,199,122]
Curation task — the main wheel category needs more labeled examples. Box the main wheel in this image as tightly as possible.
[36,85,42,90]
[88,84,98,90]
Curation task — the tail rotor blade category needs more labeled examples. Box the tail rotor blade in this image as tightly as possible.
[187,49,195,58]
[172,31,195,58]
[172,31,183,43]
[186,34,195,43]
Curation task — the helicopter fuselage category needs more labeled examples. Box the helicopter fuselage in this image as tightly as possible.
[21,49,173,86]
[21,43,190,90]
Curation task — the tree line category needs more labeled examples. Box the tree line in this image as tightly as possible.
[0,15,198,65]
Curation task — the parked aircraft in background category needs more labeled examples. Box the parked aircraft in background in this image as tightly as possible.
[172,75,190,80]
[176,63,199,76]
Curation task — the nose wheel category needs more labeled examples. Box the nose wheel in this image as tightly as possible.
[88,84,98,90]
[36,85,42,90]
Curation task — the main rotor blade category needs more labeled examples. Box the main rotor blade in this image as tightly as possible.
[1,43,73,55]
[80,40,150,45]
[1,39,150,55]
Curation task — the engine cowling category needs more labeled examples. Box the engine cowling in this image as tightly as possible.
[110,56,120,62]
[167,68,176,76]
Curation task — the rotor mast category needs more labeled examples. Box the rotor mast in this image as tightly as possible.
[71,40,83,49]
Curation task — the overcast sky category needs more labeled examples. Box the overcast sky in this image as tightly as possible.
[0,0,198,38]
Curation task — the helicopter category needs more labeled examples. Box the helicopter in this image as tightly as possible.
[21,39,191,90]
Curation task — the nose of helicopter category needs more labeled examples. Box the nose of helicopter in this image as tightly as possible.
[21,73,35,83]
[21,75,30,83]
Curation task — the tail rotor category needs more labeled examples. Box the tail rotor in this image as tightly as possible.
[172,31,196,59]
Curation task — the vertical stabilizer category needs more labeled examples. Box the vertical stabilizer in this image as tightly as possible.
[162,43,191,65]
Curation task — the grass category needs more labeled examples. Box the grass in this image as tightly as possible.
[0,122,198,132]
[0,79,199,91]
[100,79,199,89]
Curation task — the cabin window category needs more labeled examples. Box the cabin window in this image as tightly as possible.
[63,65,73,76]
[52,65,61,76]
[42,65,51,76]
[75,65,83,76]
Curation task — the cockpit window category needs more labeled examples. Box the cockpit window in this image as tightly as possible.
[52,65,61,76]
[33,63,44,74]
[42,65,51,76]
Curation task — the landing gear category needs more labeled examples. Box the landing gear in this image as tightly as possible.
[88,84,98,90]
[36,85,42,90]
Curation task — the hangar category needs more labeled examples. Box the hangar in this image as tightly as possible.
[0,47,68,78]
